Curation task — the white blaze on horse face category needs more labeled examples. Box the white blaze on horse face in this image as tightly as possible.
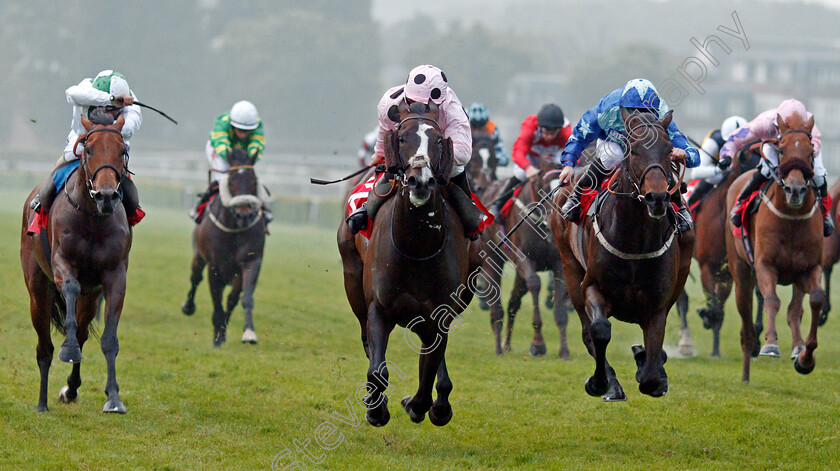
[407,123,435,207]
[479,148,490,166]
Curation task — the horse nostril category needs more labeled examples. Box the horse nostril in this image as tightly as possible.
[406,176,417,188]
[644,193,656,204]
[94,192,104,201]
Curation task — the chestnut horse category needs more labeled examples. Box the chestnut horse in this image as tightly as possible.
[337,100,479,426]
[550,108,694,401]
[21,112,133,413]
[817,179,840,325]
[725,112,824,382]
[479,156,571,358]
[181,149,266,347]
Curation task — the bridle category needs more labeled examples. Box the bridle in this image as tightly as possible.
[73,127,128,200]
[394,115,448,183]
[610,121,683,201]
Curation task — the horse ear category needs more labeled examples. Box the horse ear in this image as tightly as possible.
[805,114,815,133]
[776,113,789,134]
[383,130,402,172]
[427,100,439,118]
[658,110,673,129]
[114,113,126,130]
[438,137,454,184]
[81,113,93,131]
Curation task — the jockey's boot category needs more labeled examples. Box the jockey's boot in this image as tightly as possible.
[560,162,607,222]
[120,178,145,225]
[730,171,769,228]
[190,181,220,223]
[30,178,57,214]
[347,172,394,235]
[486,176,523,222]
[672,192,693,235]
[448,170,486,240]
[816,181,835,237]
[687,180,714,207]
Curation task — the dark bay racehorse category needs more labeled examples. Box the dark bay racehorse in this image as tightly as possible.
[21,112,133,413]
[817,180,840,325]
[725,111,824,381]
[182,149,266,346]
[468,129,498,195]
[550,108,694,400]
[479,157,571,358]
[337,100,479,427]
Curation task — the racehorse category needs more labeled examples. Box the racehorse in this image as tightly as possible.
[689,144,765,357]
[817,179,840,325]
[724,111,824,382]
[337,100,479,427]
[181,148,267,346]
[20,111,133,413]
[550,108,694,400]
[468,129,498,195]
[479,156,571,358]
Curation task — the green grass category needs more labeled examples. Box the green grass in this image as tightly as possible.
[1,183,839,470]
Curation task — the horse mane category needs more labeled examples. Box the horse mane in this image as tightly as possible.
[779,157,815,181]
[228,148,250,166]
[89,107,117,125]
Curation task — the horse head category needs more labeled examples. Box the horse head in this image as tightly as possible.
[79,109,128,216]
[217,148,262,227]
[384,100,453,207]
[621,107,675,220]
[775,112,815,209]
[469,130,498,189]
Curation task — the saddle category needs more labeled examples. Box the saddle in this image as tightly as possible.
[731,181,771,239]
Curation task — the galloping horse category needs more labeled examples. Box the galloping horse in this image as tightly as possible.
[817,180,840,325]
[182,149,266,346]
[725,112,824,381]
[479,156,571,358]
[21,112,133,413]
[550,108,694,400]
[337,100,478,427]
[468,129,498,195]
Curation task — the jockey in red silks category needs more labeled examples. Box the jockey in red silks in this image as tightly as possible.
[345,64,491,240]
[724,99,834,237]
[486,103,571,220]
[30,70,144,225]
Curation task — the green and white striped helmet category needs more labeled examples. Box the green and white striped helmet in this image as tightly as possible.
[91,70,130,97]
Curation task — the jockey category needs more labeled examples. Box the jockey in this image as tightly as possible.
[486,103,570,220]
[30,70,144,224]
[345,64,489,240]
[558,78,700,234]
[686,115,748,207]
[357,127,378,168]
[466,102,509,166]
[190,100,272,223]
[725,99,833,236]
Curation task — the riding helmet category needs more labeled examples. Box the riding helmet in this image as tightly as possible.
[619,78,661,112]
[405,65,448,105]
[230,100,260,130]
[467,102,490,127]
[537,104,565,129]
[720,115,748,139]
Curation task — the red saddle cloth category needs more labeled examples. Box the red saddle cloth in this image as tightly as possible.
[499,187,524,219]
[573,179,612,225]
[194,195,217,224]
[732,189,832,239]
[27,207,145,235]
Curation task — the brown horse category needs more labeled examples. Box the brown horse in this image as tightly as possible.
[20,112,133,413]
[479,157,571,358]
[337,100,479,427]
[468,129,498,195]
[182,149,266,347]
[817,179,840,325]
[550,108,694,400]
[725,111,824,382]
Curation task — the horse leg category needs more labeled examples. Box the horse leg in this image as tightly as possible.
[755,264,781,358]
[101,268,127,413]
[503,273,528,352]
[364,302,394,427]
[28,276,54,412]
[239,257,263,344]
[787,285,806,360]
[675,289,693,357]
[752,285,765,357]
[711,277,733,359]
[698,264,723,357]
[819,265,832,326]
[552,269,570,360]
[60,293,97,405]
[338,226,369,357]
[583,285,615,398]
[482,260,505,355]
[522,265,546,357]
[732,259,756,383]
[546,277,555,309]
[181,252,206,316]
[794,267,825,375]
[402,329,447,423]
[635,311,669,397]
[428,357,453,426]
[208,270,228,347]
[56,271,82,364]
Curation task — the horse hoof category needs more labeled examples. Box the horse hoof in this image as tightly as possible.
[710,351,722,359]
[213,331,226,347]
[559,347,570,361]
[759,344,781,357]
[585,376,609,397]
[790,345,806,360]
[401,396,426,423]
[36,404,49,413]
[58,386,78,404]
[794,358,815,375]
[181,300,196,316]
[529,342,547,357]
[640,379,669,398]
[58,345,82,364]
[103,397,126,414]
[241,329,258,344]
[428,405,453,426]
[478,299,489,311]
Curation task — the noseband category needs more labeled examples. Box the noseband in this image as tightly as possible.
[612,121,682,200]
[75,127,127,198]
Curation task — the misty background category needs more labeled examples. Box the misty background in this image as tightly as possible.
[2,0,840,202]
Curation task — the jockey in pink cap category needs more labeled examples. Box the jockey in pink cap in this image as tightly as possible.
[345,64,491,240]
[725,99,833,236]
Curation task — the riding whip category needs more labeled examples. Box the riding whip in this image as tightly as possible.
[110,95,178,125]
[310,164,377,185]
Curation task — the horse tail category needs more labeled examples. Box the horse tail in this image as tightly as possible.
[50,288,66,335]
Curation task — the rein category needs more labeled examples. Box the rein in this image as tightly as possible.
[68,127,128,215]
[388,188,448,261]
